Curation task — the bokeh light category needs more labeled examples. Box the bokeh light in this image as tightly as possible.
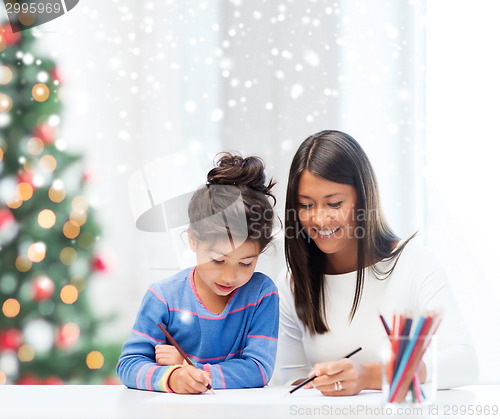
[39,154,57,173]
[59,322,80,348]
[7,197,23,209]
[60,284,78,304]
[15,255,32,272]
[60,247,77,265]
[26,137,44,156]
[32,83,50,102]
[63,221,80,239]
[77,232,94,249]
[16,182,33,201]
[31,275,55,301]
[38,209,56,229]
[0,66,13,84]
[70,275,86,292]
[86,351,104,370]
[0,93,13,112]
[69,209,87,227]
[48,181,66,203]
[0,371,6,385]
[19,11,36,27]
[18,344,35,362]
[2,298,21,318]
[23,319,54,353]
[27,242,46,263]
[72,196,89,211]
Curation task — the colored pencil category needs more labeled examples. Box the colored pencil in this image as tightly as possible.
[157,323,215,394]
[288,347,362,394]
[379,313,432,403]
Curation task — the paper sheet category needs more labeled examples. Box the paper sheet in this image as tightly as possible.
[146,386,382,406]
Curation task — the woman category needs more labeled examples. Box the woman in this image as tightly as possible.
[278,130,479,396]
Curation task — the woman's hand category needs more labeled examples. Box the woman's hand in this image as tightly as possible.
[155,344,184,366]
[168,365,212,394]
[303,358,374,396]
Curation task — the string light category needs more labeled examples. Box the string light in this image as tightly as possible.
[48,181,66,203]
[0,93,13,112]
[0,35,6,53]
[15,255,32,272]
[2,298,21,317]
[60,247,77,265]
[86,351,104,370]
[60,323,80,348]
[19,11,36,27]
[27,137,44,156]
[32,83,50,102]
[60,284,78,305]
[77,232,94,249]
[72,196,89,211]
[39,154,57,173]
[7,196,23,209]
[16,182,33,201]
[18,344,35,362]
[69,209,87,227]
[63,221,80,239]
[38,209,56,229]
[27,242,46,263]
[0,66,13,84]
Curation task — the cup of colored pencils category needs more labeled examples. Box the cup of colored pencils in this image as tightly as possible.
[380,312,441,405]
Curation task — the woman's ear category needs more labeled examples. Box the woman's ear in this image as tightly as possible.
[187,227,197,252]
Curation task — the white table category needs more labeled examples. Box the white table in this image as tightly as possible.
[0,385,498,419]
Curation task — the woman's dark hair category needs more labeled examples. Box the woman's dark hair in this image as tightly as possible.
[285,130,416,334]
[188,152,276,252]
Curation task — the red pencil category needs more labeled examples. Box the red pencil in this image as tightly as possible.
[157,323,215,394]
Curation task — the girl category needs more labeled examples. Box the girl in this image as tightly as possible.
[117,153,279,393]
[278,130,478,395]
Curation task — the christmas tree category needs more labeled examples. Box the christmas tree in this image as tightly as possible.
[0,22,120,384]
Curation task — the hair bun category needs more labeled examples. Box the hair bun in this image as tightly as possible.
[207,153,275,198]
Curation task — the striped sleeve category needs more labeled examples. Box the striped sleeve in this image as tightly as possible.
[117,285,175,392]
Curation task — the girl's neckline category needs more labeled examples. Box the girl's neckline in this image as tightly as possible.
[189,267,239,315]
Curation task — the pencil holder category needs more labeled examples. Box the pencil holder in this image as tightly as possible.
[382,335,437,405]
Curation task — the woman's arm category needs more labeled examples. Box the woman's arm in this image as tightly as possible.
[304,359,427,396]
[415,257,479,389]
[277,270,311,385]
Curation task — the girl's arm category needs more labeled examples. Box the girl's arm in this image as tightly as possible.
[191,285,279,389]
[116,287,182,392]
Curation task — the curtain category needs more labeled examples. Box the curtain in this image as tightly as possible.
[39,0,427,345]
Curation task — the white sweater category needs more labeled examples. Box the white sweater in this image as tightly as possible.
[277,240,479,389]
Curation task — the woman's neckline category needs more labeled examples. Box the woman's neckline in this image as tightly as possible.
[324,239,404,276]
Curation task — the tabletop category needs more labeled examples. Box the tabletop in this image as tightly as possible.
[0,385,499,419]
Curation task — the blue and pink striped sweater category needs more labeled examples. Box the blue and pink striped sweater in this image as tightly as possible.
[117,267,279,392]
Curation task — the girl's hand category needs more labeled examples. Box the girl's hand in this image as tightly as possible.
[155,344,184,365]
[168,365,212,394]
[303,358,369,396]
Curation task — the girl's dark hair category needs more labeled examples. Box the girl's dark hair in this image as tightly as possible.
[188,152,276,252]
[285,130,416,334]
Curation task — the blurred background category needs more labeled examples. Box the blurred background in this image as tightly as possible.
[1,0,499,385]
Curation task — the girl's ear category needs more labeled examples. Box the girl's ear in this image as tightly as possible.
[187,227,197,252]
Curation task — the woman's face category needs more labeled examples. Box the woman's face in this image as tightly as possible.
[297,169,358,258]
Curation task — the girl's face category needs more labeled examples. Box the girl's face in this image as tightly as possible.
[297,170,358,260]
[190,237,260,298]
